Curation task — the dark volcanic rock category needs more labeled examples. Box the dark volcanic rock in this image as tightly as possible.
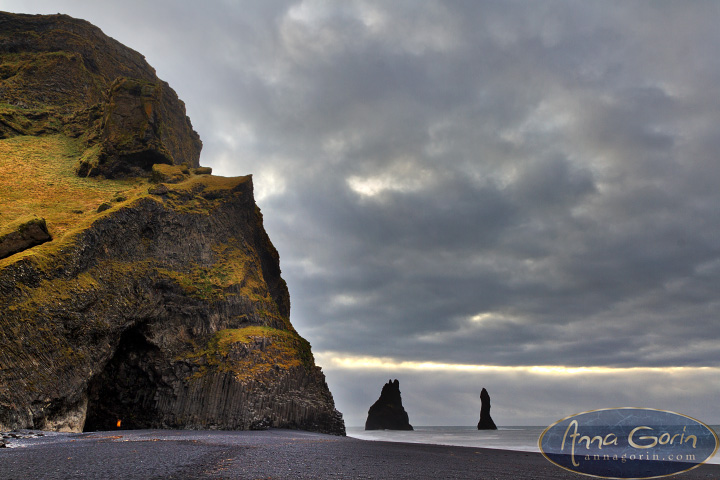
[0,216,51,259]
[477,387,497,430]
[0,176,345,435]
[0,11,202,177]
[78,78,175,178]
[365,379,413,430]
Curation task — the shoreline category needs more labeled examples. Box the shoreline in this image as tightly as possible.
[1,429,719,479]
[346,424,544,454]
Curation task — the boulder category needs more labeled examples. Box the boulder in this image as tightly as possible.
[151,163,188,184]
[365,379,413,430]
[477,387,498,430]
[0,216,51,259]
[148,183,170,196]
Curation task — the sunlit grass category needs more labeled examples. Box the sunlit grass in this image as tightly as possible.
[0,134,147,239]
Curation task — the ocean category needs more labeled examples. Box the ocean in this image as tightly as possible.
[347,426,544,453]
[346,426,720,464]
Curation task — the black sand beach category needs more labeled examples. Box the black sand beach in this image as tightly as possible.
[1,429,719,479]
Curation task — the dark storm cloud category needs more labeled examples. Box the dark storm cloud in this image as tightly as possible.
[6,1,720,378]
[261,1,720,370]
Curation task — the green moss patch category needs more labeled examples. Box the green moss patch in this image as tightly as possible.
[156,240,271,302]
[150,163,187,184]
[158,174,252,215]
[185,326,314,382]
[167,174,250,197]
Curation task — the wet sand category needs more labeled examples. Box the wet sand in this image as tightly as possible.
[1,429,719,479]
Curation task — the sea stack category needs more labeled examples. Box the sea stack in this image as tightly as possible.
[477,387,498,430]
[365,379,413,430]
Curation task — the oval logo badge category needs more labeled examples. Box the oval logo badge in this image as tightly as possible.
[539,408,718,479]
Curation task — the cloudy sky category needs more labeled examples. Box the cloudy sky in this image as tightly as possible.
[5,0,720,427]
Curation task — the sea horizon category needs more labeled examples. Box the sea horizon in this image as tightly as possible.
[346,425,720,465]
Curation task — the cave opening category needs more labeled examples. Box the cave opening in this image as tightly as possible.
[83,324,164,432]
[118,150,172,174]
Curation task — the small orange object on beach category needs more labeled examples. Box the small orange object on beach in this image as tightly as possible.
[116,419,121,428]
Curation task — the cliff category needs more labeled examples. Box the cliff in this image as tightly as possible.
[365,379,413,430]
[0,11,344,435]
[477,388,497,430]
[0,11,202,177]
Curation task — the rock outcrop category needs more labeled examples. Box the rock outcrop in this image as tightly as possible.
[0,11,202,178]
[477,387,497,430]
[0,11,344,436]
[0,216,51,259]
[365,379,413,430]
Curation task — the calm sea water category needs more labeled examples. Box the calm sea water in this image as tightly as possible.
[347,426,544,453]
[346,426,720,464]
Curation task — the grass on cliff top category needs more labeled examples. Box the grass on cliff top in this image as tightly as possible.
[0,134,146,239]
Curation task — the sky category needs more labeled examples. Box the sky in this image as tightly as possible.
[3,0,720,427]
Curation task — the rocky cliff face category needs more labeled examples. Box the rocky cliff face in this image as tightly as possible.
[0,11,202,177]
[365,379,413,430]
[0,12,344,435]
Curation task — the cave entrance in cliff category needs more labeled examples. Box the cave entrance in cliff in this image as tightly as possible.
[83,324,163,431]
[121,151,171,174]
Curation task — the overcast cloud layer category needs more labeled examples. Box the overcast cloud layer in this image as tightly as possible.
[4,0,720,425]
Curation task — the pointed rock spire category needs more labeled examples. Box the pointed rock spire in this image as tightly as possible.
[477,387,498,430]
[365,379,413,430]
